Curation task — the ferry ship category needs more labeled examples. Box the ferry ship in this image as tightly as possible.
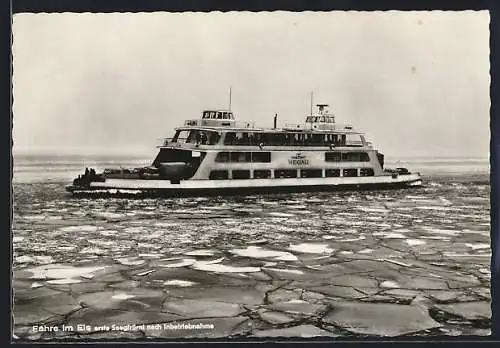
[66,104,422,197]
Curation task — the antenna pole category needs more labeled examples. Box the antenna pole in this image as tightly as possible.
[229,86,232,111]
[310,91,313,115]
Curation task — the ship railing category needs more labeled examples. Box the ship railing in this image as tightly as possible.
[284,123,305,130]
[183,119,255,128]
[284,123,358,131]
[346,140,364,147]
[161,137,187,146]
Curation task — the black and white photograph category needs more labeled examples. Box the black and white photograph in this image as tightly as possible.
[12,10,491,340]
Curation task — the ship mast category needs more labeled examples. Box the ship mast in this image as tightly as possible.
[229,86,232,111]
[310,91,313,115]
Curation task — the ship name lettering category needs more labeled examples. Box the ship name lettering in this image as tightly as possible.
[288,159,309,166]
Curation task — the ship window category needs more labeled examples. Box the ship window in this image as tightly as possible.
[311,133,324,146]
[325,169,340,177]
[320,117,325,122]
[294,133,304,146]
[209,170,229,180]
[343,169,358,177]
[230,152,252,162]
[238,133,251,145]
[342,152,359,162]
[262,133,286,146]
[274,169,297,179]
[300,169,323,178]
[229,113,233,119]
[224,132,236,145]
[304,133,312,146]
[217,112,223,119]
[208,132,221,145]
[233,170,250,179]
[306,116,313,123]
[331,134,347,146]
[326,151,369,162]
[252,152,271,163]
[215,152,230,162]
[186,130,200,143]
[172,130,188,143]
[360,168,375,177]
[253,170,271,179]
[342,152,370,162]
[325,152,342,162]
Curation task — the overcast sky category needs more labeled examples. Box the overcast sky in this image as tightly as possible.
[12,11,490,158]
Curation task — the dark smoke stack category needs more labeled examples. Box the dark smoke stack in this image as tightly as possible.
[274,114,277,129]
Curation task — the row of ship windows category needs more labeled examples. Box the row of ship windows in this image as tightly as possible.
[209,168,375,180]
[173,130,363,147]
[223,132,354,146]
[214,151,370,163]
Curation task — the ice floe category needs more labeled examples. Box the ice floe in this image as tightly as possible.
[163,280,197,287]
[116,257,146,266]
[288,243,334,254]
[339,251,354,255]
[136,269,155,276]
[191,262,260,273]
[32,256,55,265]
[373,232,406,239]
[95,212,125,220]
[59,225,98,232]
[357,207,389,213]
[99,230,118,236]
[26,264,108,281]
[157,258,196,268]
[406,239,427,247]
[16,255,34,264]
[184,250,215,257]
[268,212,295,218]
[231,246,298,261]
[80,247,107,255]
[465,243,490,250]
[380,281,400,288]
[30,282,44,288]
[321,235,335,240]
[111,293,135,300]
[47,278,83,285]
[263,267,304,275]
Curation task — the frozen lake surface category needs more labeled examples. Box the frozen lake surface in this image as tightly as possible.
[12,155,491,339]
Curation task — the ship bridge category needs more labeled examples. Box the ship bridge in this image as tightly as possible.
[284,104,354,132]
[305,104,335,124]
[183,109,255,129]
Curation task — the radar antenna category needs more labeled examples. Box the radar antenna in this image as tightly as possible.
[316,104,329,115]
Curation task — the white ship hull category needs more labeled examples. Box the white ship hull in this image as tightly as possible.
[67,173,422,198]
